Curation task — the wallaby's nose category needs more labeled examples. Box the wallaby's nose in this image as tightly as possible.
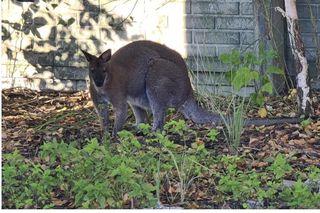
[95,79,104,87]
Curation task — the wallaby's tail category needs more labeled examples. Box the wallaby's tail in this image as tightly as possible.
[179,96,224,125]
[244,117,301,126]
[179,96,302,126]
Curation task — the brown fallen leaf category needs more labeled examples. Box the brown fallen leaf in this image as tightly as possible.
[251,160,268,168]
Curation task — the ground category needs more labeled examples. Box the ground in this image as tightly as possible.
[2,88,320,208]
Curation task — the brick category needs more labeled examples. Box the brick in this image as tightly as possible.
[45,79,78,91]
[4,45,54,66]
[190,72,229,85]
[77,26,101,40]
[194,31,239,44]
[80,0,100,12]
[216,17,254,30]
[308,62,318,79]
[186,16,215,29]
[1,64,48,78]
[186,30,192,43]
[32,70,55,79]
[1,77,43,91]
[186,57,228,73]
[301,33,320,48]
[76,80,89,90]
[297,4,318,19]
[299,19,320,33]
[54,67,88,80]
[77,39,109,56]
[297,0,320,3]
[0,77,78,91]
[185,1,191,14]
[216,45,254,56]
[79,12,99,26]
[305,48,317,60]
[31,25,56,40]
[1,24,12,41]
[196,84,255,97]
[101,0,144,18]
[55,39,79,66]
[192,1,239,15]
[56,25,77,39]
[241,2,253,15]
[240,31,254,45]
[186,44,216,57]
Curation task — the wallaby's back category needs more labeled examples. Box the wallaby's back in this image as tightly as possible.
[108,40,192,100]
[112,40,188,71]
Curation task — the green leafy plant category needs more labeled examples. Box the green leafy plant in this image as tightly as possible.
[216,155,262,207]
[137,123,152,135]
[219,48,285,106]
[2,150,57,208]
[206,128,219,142]
[2,139,158,209]
[164,120,188,137]
[3,138,320,209]
[219,97,248,154]
[300,117,313,128]
[280,179,320,208]
[267,153,293,179]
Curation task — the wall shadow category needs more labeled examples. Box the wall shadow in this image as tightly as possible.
[2,0,140,91]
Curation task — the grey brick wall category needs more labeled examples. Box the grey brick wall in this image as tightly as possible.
[294,0,320,86]
[186,0,255,95]
[1,0,319,93]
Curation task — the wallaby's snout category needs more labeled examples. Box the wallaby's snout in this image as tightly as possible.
[94,78,105,87]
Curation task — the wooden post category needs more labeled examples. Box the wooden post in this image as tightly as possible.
[275,0,314,117]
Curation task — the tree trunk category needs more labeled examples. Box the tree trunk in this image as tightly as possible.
[275,0,314,117]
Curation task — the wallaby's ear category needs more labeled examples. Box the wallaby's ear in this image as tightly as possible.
[99,49,111,62]
[81,49,95,62]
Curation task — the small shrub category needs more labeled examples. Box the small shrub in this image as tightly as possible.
[219,48,285,106]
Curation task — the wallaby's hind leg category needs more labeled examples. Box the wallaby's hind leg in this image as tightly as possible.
[146,58,192,131]
[145,88,166,131]
[130,105,148,126]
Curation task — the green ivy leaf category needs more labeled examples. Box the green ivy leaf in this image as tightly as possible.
[97,196,106,208]
[251,92,265,106]
[300,118,312,128]
[260,82,273,94]
[219,49,241,65]
[243,51,258,65]
[267,66,285,75]
[224,70,235,83]
[231,67,259,91]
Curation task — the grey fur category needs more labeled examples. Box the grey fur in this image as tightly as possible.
[82,40,300,137]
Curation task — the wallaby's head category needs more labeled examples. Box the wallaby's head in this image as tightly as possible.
[81,49,112,87]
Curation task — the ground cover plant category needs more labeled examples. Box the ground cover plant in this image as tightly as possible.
[2,88,320,209]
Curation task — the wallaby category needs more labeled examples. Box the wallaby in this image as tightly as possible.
[82,40,300,137]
